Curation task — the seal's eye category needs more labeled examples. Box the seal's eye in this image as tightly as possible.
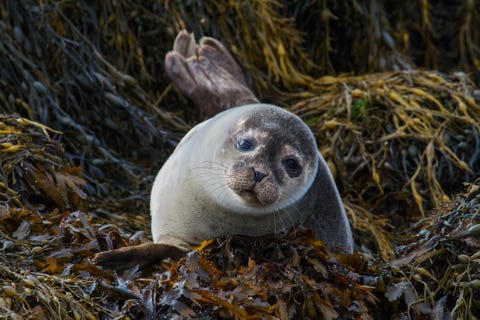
[236,138,255,152]
[282,157,302,177]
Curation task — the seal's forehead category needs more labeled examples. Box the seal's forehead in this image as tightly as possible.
[239,107,299,129]
[232,107,318,159]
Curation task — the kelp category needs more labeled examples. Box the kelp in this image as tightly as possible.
[291,71,480,259]
[285,0,413,75]
[385,179,480,318]
[1,0,479,205]
[0,114,85,210]
[286,0,480,82]
[1,0,480,319]
[0,113,137,319]
[0,0,186,205]
[0,208,110,320]
[100,229,378,320]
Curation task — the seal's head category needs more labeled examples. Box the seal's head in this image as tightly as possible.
[201,104,319,215]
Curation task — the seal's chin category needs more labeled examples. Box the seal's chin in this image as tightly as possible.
[216,188,281,215]
[237,190,274,207]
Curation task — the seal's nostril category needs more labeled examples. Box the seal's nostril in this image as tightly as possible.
[254,170,267,182]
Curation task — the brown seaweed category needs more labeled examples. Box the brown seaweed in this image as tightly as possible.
[291,71,480,258]
[1,1,480,319]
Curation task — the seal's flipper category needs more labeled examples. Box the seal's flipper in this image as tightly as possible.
[92,243,187,270]
[199,37,248,87]
[172,30,196,58]
[165,30,258,116]
[304,154,353,253]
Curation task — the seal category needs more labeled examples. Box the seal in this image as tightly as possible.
[93,103,353,270]
[151,103,352,248]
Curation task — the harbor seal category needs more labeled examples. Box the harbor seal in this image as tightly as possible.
[93,103,353,269]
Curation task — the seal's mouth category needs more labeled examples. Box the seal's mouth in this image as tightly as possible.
[238,190,267,207]
[236,187,278,207]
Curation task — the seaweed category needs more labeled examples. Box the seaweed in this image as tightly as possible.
[291,71,480,258]
[0,114,85,211]
[385,180,480,318]
[0,0,186,206]
[1,0,480,319]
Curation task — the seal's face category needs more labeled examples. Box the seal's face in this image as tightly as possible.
[216,106,319,214]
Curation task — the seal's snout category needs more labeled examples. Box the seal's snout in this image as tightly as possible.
[227,166,279,207]
[253,170,267,183]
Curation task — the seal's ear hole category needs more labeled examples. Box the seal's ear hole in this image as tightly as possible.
[282,156,302,177]
[236,138,256,152]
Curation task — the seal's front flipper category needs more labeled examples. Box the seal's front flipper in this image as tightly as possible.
[92,243,187,270]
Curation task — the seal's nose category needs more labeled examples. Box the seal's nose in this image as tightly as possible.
[253,170,267,183]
